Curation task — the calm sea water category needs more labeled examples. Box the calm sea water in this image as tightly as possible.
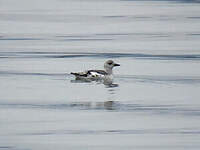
[0,0,200,149]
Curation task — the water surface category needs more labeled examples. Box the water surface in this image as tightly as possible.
[0,0,200,149]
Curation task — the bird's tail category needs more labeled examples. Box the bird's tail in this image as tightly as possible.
[70,72,79,76]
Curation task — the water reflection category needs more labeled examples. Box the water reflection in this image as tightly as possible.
[70,77,119,109]
[69,101,117,110]
[70,78,119,88]
[1,102,200,116]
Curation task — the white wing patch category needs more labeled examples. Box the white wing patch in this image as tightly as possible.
[90,71,105,78]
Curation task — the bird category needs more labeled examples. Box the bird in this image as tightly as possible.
[71,60,120,81]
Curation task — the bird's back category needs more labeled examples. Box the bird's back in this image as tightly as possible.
[71,70,108,80]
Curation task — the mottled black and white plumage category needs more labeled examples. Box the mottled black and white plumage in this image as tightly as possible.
[71,60,120,80]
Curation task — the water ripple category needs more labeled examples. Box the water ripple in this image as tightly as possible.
[1,102,200,116]
[22,127,200,136]
[0,71,199,84]
[0,71,65,77]
[0,52,200,60]
[120,0,200,3]
[117,75,200,84]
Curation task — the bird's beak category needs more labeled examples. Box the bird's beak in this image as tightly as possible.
[114,63,120,67]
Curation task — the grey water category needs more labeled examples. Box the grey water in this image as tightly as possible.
[0,0,200,149]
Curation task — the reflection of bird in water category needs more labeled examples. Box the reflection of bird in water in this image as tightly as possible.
[70,101,117,110]
[71,60,120,87]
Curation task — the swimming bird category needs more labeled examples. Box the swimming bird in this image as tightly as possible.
[71,60,120,81]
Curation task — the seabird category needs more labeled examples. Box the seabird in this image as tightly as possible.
[71,60,120,81]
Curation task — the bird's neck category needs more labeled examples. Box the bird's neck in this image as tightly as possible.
[105,68,113,75]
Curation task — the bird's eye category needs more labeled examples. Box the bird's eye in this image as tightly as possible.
[108,62,113,65]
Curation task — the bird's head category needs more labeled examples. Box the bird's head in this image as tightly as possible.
[104,60,120,70]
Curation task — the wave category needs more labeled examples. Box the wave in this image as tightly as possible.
[120,0,200,3]
[1,101,200,116]
[117,75,200,84]
[21,127,200,136]
[1,52,200,60]
[0,71,66,77]
[0,70,199,84]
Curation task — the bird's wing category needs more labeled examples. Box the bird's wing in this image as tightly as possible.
[71,70,107,79]
[88,70,108,75]
[70,71,88,77]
